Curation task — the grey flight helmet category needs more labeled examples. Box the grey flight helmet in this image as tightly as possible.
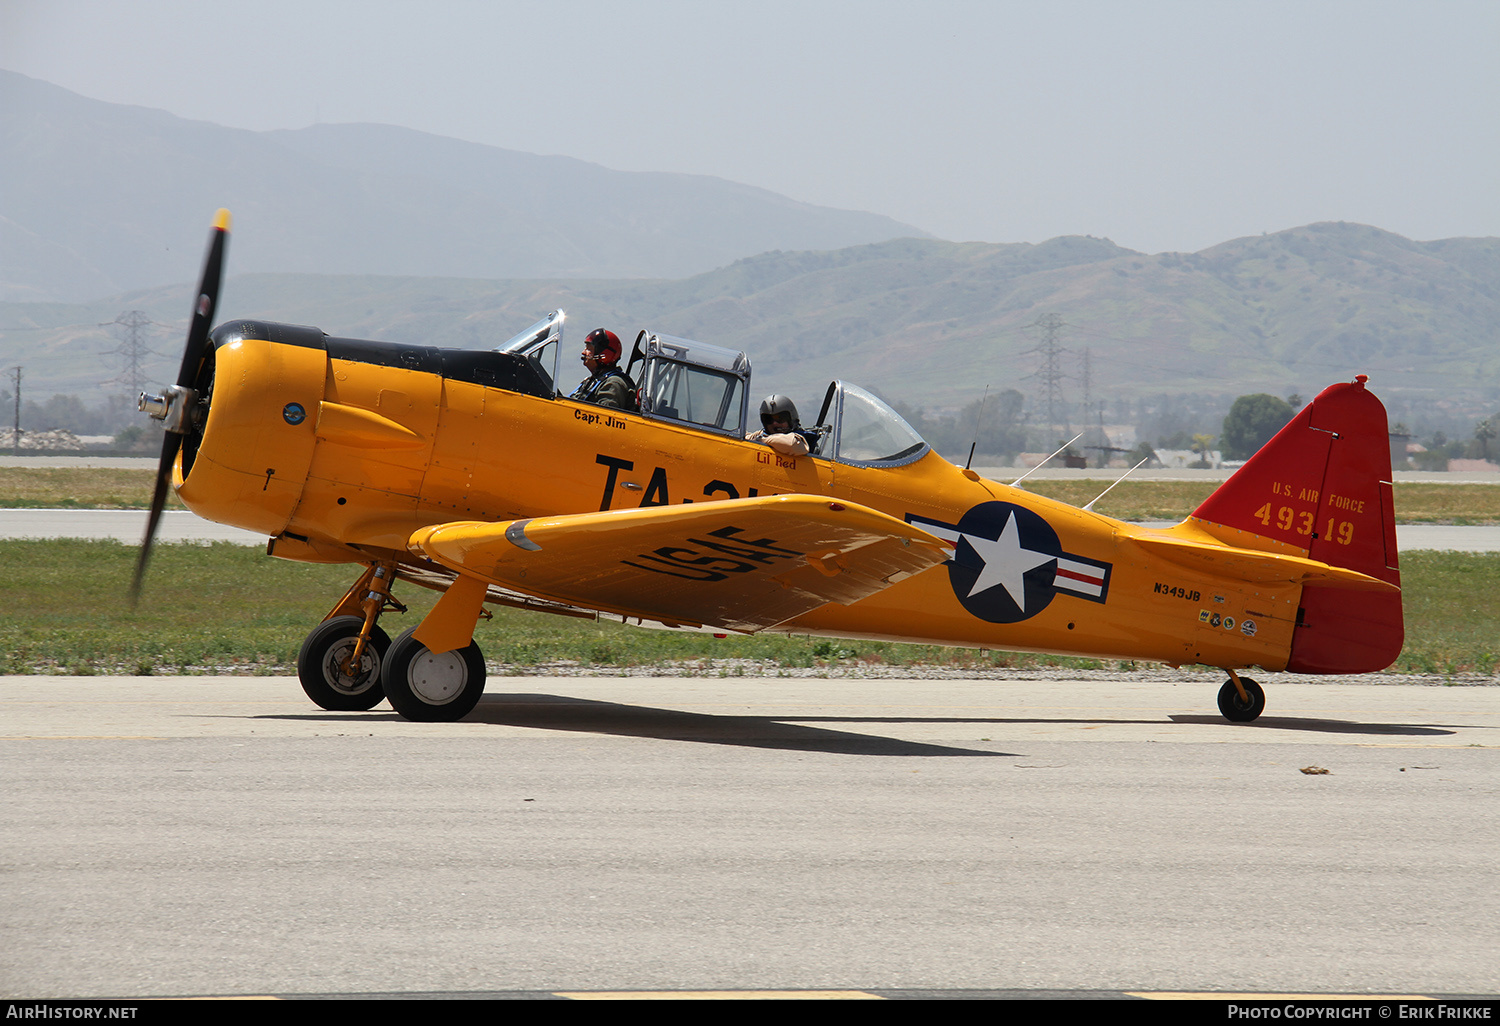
[759,394,801,432]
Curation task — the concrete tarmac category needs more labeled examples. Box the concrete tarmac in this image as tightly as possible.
[0,508,266,544]
[3,673,1497,998]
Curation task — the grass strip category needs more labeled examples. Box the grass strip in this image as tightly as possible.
[0,467,185,509]
[0,541,1493,677]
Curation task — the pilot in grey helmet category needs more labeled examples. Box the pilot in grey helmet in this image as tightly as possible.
[747,394,819,457]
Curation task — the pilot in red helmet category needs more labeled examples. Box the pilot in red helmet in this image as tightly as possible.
[570,328,637,411]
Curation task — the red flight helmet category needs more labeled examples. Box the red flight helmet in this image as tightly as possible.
[585,328,622,365]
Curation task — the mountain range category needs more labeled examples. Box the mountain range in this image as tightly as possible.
[0,69,923,302]
[3,70,1498,433]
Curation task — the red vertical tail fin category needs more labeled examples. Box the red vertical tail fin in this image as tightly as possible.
[1190,376,1402,673]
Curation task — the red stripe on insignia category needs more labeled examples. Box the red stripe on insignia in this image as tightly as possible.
[1056,567,1103,585]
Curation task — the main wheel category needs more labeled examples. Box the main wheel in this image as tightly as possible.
[1217,676,1266,723]
[381,626,486,722]
[297,616,391,711]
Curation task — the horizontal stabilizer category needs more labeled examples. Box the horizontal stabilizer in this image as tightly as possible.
[407,495,951,632]
[1129,533,1400,592]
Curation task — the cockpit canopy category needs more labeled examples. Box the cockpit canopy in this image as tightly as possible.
[628,331,752,438]
[815,381,930,466]
[500,309,930,465]
[494,310,565,394]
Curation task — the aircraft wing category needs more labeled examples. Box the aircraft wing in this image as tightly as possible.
[1129,533,1400,592]
[406,495,953,632]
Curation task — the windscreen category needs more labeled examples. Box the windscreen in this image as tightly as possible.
[834,383,929,464]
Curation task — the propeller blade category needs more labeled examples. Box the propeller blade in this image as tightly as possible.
[130,209,231,607]
[129,432,182,605]
[176,208,231,389]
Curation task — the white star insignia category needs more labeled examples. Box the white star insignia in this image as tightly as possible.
[964,511,1056,607]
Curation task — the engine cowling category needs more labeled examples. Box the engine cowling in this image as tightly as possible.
[176,334,326,537]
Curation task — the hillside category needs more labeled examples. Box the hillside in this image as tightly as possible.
[8,69,1497,435]
[0,70,924,302]
[4,225,1497,438]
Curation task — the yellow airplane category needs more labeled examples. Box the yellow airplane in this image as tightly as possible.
[134,211,1402,723]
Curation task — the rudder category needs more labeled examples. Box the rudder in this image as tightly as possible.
[1190,376,1403,673]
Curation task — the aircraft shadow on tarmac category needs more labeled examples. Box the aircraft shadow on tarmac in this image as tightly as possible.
[493,700,1469,742]
[477,694,1023,755]
[257,693,1471,753]
[266,693,1012,757]
[1168,714,1459,736]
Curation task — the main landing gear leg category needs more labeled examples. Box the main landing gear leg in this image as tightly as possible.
[1217,668,1266,723]
[381,574,491,723]
[296,563,405,711]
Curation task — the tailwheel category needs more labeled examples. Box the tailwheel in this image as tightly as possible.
[381,626,486,722]
[297,616,391,711]
[1217,674,1266,723]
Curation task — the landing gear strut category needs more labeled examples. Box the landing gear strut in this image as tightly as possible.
[1217,670,1266,723]
[297,616,391,710]
[297,562,488,721]
[297,563,404,712]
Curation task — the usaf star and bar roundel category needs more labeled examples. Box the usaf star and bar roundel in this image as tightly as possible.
[907,502,1112,624]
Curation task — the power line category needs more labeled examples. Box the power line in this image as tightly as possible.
[1080,346,1092,417]
[102,310,169,410]
[9,366,19,455]
[107,311,151,398]
[1022,313,1069,435]
[1055,316,1497,385]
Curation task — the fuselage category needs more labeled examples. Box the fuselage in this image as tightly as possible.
[177,324,1304,672]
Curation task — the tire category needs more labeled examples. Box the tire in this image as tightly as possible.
[380,626,486,722]
[1218,676,1266,723]
[297,616,391,711]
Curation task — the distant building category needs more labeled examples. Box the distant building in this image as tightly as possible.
[0,428,83,450]
[1389,430,1411,468]
[1153,448,1225,470]
[1447,459,1500,474]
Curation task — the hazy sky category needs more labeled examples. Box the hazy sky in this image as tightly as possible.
[4,0,1497,254]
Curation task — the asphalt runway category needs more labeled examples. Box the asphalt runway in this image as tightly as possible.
[3,673,1497,999]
